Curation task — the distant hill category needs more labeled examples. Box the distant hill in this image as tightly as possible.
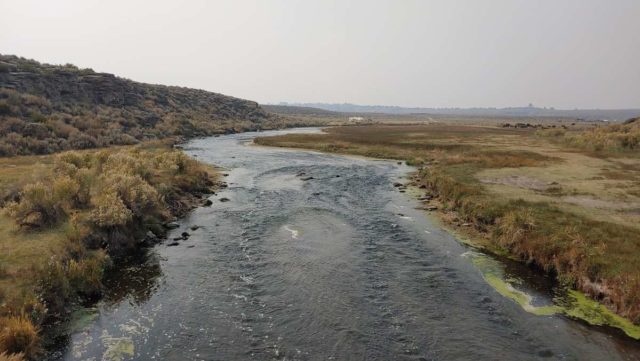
[0,54,297,156]
[262,104,341,117]
[279,102,640,121]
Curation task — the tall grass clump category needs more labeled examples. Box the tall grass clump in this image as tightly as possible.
[0,316,39,359]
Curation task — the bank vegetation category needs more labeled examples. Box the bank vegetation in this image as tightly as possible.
[0,142,217,359]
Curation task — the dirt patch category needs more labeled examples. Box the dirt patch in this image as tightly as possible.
[562,196,640,210]
[480,175,551,191]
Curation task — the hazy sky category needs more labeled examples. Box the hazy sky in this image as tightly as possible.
[1,0,639,108]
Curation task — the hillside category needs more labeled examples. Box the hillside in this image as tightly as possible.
[262,104,342,117]
[0,54,305,156]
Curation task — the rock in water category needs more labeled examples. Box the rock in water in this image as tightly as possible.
[165,222,180,229]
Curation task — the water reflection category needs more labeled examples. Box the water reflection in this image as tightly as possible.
[101,250,163,307]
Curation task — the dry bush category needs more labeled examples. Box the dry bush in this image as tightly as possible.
[0,316,39,359]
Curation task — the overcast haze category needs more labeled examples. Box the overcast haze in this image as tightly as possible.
[1,0,639,108]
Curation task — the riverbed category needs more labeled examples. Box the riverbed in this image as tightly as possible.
[48,129,640,360]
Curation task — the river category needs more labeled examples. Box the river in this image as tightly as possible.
[48,129,640,361]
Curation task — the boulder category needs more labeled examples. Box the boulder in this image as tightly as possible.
[165,222,180,229]
[219,197,230,202]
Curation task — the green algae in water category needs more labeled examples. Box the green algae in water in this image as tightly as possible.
[466,251,640,340]
[467,252,560,316]
[101,329,135,361]
[560,290,640,340]
[68,307,99,333]
[482,272,560,316]
[102,337,134,361]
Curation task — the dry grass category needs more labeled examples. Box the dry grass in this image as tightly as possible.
[0,316,39,359]
[537,117,640,153]
[255,123,640,324]
[0,352,24,361]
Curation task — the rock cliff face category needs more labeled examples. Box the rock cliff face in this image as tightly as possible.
[0,54,282,156]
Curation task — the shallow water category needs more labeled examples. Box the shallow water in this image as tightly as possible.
[48,129,640,360]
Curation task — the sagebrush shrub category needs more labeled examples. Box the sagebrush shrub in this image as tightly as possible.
[4,174,82,228]
[89,192,133,227]
[102,174,159,218]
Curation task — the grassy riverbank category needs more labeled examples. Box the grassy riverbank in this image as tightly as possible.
[254,123,640,333]
[0,142,217,359]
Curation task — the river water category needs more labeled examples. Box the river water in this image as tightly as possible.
[49,129,640,361]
